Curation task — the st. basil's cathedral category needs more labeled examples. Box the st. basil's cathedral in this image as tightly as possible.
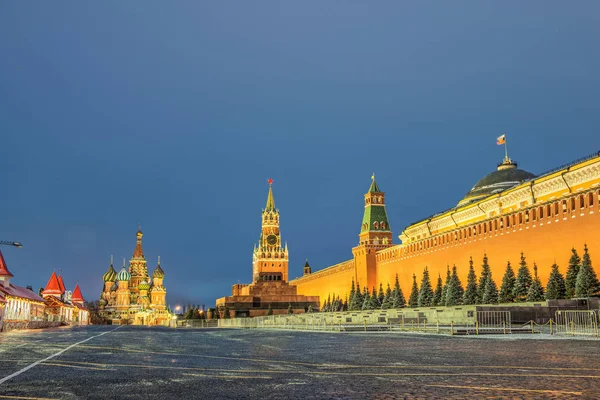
[99,229,170,325]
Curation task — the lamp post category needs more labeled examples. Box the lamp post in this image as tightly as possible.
[0,241,22,248]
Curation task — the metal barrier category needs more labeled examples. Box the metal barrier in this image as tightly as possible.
[554,310,599,336]
[476,311,511,332]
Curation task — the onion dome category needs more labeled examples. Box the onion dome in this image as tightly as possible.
[103,263,117,282]
[117,267,131,282]
[152,256,164,279]
[138,280,150,291]
[99,299,107,306]
[458,157,536,206]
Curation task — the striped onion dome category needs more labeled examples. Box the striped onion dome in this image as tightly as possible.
[152,264,165,279]
[138,280,150,291]
[103,264,117,282]
[116,267,131,282]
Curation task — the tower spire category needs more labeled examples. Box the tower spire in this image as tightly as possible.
[265,179,275,211]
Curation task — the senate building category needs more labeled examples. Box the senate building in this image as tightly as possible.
[99,229,171,325]
[217,147,600,312]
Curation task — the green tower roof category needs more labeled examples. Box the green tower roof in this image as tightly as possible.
[361,177,391,233]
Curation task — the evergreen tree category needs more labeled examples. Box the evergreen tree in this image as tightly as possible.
[545,263,566,300]
[527,263,545,302]
[287,303,293,315]
[445,265,464,307]
[575,244,600,297]
[432,273,443,306]
[463,257,479,305]
[361,287,371,310]
[350,283,363,311]
[392,274,406,308]
[343,296,348,311]
[418,267,434,307]
[408,274,419,308]
[513,252,533,302]
[368,287,380,309]
[349,280,356,308]
[441,266,451,304]
[381,283,393,309]
[478,254,492,303]
[482,273,499,304]
[267,304,273,315]
[499,261,516,303]
[565,248,581,298]
[378,283,385,305]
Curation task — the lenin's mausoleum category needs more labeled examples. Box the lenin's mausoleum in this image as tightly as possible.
[218,148,600,315]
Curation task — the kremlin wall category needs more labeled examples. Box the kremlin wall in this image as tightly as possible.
[289,151,600,306]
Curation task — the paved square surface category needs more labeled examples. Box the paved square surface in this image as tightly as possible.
[0,326,599,399]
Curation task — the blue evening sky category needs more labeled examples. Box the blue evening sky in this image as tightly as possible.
[1,2,599,307]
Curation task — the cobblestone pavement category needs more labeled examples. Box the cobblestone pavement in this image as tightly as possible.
[0,326,599,399]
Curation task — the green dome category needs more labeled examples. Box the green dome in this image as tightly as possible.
[152,264,165,279]
[103,264,117,282]
[458,159,535,206]
[138,280,150,291]
[117,267,131,282]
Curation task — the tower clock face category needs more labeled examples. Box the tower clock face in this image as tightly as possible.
[267,235,277,245]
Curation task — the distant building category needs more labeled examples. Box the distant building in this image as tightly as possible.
[40,271,89,325]
[0,250,46,331]
[215,181,320,317]
[98,229,170,325]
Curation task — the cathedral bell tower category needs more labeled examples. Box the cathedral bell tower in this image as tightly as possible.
[252,179,289,283]
[352,174,393,290]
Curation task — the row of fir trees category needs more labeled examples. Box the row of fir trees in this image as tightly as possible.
[321,245,599,311]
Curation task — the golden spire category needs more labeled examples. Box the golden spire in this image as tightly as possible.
[265,179,275,212]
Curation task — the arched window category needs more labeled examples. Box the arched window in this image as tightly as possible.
[546,204,551,217]
[500,218,504,229]
[555,202,559,215]
[381,222,386,230]
[525,211,529,223]
[539,207,544,219]
[589,192,595,207]
[532,209,537,221]
[373,221,379,229]
[580,195,585,209]
[570,198,576,211]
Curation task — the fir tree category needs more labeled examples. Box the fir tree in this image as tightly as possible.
[513,252,533,302]
[378,283,385,305]
[350,283,363,311]
[381,283,393,309]
[392,274,406,308]
[445,265,464,307]
[575,244,600,297]
[418,267,434,307]
[527,263,545,302]
[565,248,581,298]
[463,257,479,305]
[368,287,380,309]
[545,263,566,300]
[408,274,419,307]
[267,304,273,315]
[433,273,443,306]
[349,280,356,307]
[482,273,499,304]
[287,303,293,315]
[499,261,516,303]
[478,254,492,302]
[441,266,451,304]
[361,287,371,310]
[343,296,348,311]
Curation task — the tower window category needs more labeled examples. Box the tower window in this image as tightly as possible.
[373,221,379,229]
[381,221,386,230]
[589,192,595,206]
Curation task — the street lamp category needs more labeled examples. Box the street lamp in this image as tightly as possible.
[0,241,22,248]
